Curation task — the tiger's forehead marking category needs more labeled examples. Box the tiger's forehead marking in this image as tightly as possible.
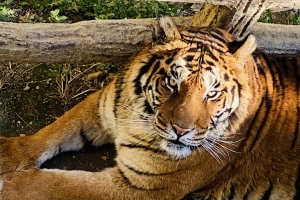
[180,29,229,53]
[171,29,232,73]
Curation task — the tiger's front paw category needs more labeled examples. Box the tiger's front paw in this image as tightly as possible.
[0,137,37,174]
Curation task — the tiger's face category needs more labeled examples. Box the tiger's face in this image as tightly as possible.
[140,19,256,159]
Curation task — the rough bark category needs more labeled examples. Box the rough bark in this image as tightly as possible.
[0,17,193,65]
[191,4,235,30]
[1,0,300,65]
[162,0,300,37]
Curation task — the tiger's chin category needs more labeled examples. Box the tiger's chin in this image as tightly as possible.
[160,139,194,159]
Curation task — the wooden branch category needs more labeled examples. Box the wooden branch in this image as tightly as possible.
[0,17,299,65]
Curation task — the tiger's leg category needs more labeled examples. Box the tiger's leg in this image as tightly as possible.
[0,167,182,200]
[0,87,114,175]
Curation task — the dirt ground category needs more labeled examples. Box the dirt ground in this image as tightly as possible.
[0,62,116,171]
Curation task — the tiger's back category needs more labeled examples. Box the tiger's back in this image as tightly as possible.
[1,16,300,200]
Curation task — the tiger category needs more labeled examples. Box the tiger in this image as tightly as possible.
[1,15,300,200]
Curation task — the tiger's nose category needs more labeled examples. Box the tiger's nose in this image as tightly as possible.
[172,123,192,136]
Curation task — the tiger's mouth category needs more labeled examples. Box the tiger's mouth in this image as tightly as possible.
[168,138,185,145]
[160,138,198,159]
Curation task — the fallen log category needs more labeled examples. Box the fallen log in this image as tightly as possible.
[0,17,192,65]
[0,17,299,65]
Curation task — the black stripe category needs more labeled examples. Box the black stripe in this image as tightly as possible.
[248,94,272,151]
[186,47,199,52]
[292,107,300,149]
[274,57,287,97]
[291,57,300,149]
[215,108,227,119]
[186,29,200,34]
[242,188,251,200]
[121,161,178,176]
[183,34,225,53]
[120,143,162,154]
[214,82,220,88]
[208,28,225,39]
[243,53,271,151]
[206,49,219,62]
[117,167,164,190]
[170,63,178,78]
[204,66,212,72]
[157,68,167,76]
[129,134,156,145]
[232,78,242,97]
[144,61,161,92]
[113,75,125,118]
[118,167,141,189]
[224,73,229,81]
[80,131,90,145]
[261,183,273,200]
[157,112,167,126]
[206,60,215,66]
[143,100,154,114]
[281,56,290,75]
[155,123,168,134]
[184,55,195,62]
[293,164,300,199]
[261,53,285,97]
[228,184,236,200]
[145,85,159,112]
[165,57,173,64]
[253,52,266,76]
[209,31,228,46]
[133,55,159,95]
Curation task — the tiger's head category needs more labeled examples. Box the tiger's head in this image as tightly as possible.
[134,16,256,160]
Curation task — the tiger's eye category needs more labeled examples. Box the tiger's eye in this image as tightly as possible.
[169,79,177,86]
[206,91,221,101]
[207,91,217,97]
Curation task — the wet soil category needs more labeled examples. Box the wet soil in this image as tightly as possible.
[0,62,116,171]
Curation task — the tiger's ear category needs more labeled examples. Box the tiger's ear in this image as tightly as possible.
[153,15,181,45]
[228,34,256,63]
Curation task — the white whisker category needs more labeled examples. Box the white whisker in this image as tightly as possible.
[210,142,230,158]
[117,103,152,119]
[200,140,223,163]
[207,136,239,147]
